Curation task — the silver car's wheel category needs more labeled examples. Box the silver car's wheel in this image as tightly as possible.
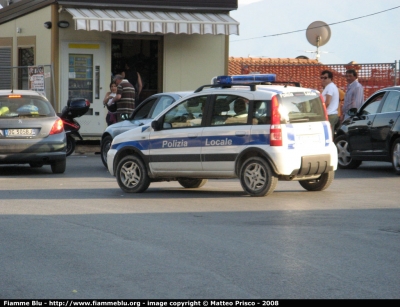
[51,159,66,174]
[101,135,112,168]
[299,171,335,191]
[116,155,150,193]
[239,157,277,197]
[335,135,362,169]
[391,139,400,175]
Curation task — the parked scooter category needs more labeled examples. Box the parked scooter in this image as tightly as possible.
[58,98,90,156]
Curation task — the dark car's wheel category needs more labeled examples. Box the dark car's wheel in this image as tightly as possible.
[239,157,278,197]
[391,138,400,175]
[101,135,112,168]
[66,135,75,157]
[116,155,150,193]
[178,178,208,188]
[29,162,43,168]
[335,135,362,169]
[51,159,66,174]
[299,171,335,191]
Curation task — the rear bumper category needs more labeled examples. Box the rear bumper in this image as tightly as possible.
[0,136,66,165]
[0,151,66,165]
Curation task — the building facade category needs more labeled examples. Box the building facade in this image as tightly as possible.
[0,0,239,136]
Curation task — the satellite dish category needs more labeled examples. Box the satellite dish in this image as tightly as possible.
[305,21,331,61]
[306,21,331,47]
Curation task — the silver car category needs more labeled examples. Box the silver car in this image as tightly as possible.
[0,90,66,173]
[100,91,192,167]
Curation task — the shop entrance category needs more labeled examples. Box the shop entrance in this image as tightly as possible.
[111,36,162,104]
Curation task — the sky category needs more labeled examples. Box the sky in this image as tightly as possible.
[229,0,400,64]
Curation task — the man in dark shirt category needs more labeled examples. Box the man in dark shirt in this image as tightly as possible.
[111,74,135,122]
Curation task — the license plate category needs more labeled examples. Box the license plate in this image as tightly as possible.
[297,134,321,144]
[6,129,34,136]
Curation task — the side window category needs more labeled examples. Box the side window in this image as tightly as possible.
[253,100,270,125]
[133,98,157,120]
[361,93,385,115]
[215,96,250,126]
[211,95,232,126]
[163,96,206,129]
[381,91,400,113]
[150,96,175,118]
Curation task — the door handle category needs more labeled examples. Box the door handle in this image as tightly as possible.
[389,119,394,124]
[235,131,247,136]
[188,133,198,138]
[367,121,372,125]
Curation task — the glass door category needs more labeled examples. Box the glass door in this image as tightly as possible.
[68,54,93,115]
[61,42,106,136]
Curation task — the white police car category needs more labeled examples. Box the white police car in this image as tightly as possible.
[107,74,338,197]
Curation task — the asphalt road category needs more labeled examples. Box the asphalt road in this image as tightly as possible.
[1,154,399,299]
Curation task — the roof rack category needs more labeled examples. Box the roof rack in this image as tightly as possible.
[194,81,301,93]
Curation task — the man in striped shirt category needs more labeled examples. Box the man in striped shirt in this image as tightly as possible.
[342,69,364,121]
[111,74,136,122]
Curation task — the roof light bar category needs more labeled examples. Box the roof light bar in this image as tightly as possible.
[215,74,276,85]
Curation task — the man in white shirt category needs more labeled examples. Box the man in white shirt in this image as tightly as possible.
[320,70,339,139]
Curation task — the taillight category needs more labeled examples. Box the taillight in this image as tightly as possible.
[270,95,282,146]
[50,119,64,135]
[320,94,329,121]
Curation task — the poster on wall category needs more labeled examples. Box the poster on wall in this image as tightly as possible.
[29,66,45,96]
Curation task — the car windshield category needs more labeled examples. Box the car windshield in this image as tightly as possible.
[0,95,55,118]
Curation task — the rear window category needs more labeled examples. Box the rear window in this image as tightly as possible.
[279,92,326,123]
[0,95,55,118]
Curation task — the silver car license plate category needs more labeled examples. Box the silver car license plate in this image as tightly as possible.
[5,129,34,136]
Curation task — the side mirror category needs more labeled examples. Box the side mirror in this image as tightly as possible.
[151,121,160,131]
[347,108,358,117]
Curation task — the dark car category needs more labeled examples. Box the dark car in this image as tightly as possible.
[0,90,66,173]
[335,86,400,174]
[100,91,192,168]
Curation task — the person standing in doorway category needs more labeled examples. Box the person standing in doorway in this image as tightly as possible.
[124,60,143,104]
[342,69,364,121]
[320,70,339,139]
[110,74,135,122]
[102,81,118,126]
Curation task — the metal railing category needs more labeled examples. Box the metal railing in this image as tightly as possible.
[238,61,399,100]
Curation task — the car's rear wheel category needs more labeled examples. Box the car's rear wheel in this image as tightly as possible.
[391,138,400,175]
[299,171,335,191]
[239,157,278,197]
[335,135,362,169]
[178,178,208,188]
[101,135,112,168]
[116,155,150,193]
[51,159,66,174]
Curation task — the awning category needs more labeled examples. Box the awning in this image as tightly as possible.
[65,8,239,35]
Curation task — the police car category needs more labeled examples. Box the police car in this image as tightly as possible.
[107,74,338,197]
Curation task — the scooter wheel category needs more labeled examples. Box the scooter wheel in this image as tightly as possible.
[66,135,76,156]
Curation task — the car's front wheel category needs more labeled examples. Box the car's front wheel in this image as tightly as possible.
[239,157,278,197]
[178,178,208,188]
[391,138,400,175]
[101,135,112,168]
[116,155,150,193]
[51,159,66,174]
[335,135,362,169]
[299,171,335,191]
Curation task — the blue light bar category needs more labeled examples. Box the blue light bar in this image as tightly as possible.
[215,74,276,84]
